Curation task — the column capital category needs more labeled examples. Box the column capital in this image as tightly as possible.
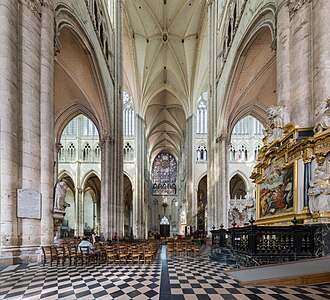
[288,0,311,18]
[100,132,114,149]
[216,134,229,144]
[19,0,42,15]
[75,187,83,194]
[41,0,55,13]
[207,0,215,8]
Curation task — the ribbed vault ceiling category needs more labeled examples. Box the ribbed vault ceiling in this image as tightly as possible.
[124,0,208,159]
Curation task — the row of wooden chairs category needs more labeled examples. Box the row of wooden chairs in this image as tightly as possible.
[166,241,201,257]
[41,240,160,266]
[41,242,101,266]
[104,241,159,265]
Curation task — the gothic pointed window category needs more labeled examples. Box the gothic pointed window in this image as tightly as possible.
[152,153,177,195]
[123,91,135,136]
[68,143,76,161]
[123,142,134,161]
[83,143,91,161]
[94,143,101,161]
[196,92,208,134]
[196,143,207,161]
[82,116,98,136]
[59,143,65,161]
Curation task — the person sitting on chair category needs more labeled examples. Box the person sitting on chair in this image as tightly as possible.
[78,236,95,254]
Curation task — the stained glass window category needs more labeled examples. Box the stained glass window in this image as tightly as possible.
[152,153,177,195]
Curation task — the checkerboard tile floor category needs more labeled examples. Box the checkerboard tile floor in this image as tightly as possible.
[0,246,329,299]
[167,247,330,300]
[0,261,161,300]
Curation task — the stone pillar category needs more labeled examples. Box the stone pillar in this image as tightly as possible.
[134,115,145,239]
[100,134,112,240]
[0,0,19,254]
[216,134,229,228]
[185,116,194,227]
[19,0,42,246]
[289,0,312,127]
[40,0,55,245]
[75,187,83,237]
[207,0,217,235]
[312,0,330,124]
[113,0,124,239]
[276,0,291,124]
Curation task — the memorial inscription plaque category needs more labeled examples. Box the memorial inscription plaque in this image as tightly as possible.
[17,189,42,219]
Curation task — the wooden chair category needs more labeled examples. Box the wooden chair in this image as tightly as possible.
[143,246,154,264]
[66,243,82,265]
[41,246,53,266]
[105,246,117,265]
[117,245,129,264]
[51,245,66,266]
[131,247,141,265]
[79,246,95,264]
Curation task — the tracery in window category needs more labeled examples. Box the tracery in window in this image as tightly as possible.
[123,91,135,136]
[83,143,91,161]
[237,144,248,161]
[123,142,134,161]
[82,116,98,136]
[152,153,177,195]
[254,144,262,160]
[196,92,208,134]
[63,118,77,136]
[59,143,65,161]
[196,144,207,161]
[68,143,76,161]
[229,144,236,161]
[94,143,101,161]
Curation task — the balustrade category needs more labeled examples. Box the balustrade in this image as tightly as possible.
[210,220,329,266]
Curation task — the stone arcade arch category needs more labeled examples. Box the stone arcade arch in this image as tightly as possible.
[209,16,276,229]
[196,175,207,237]
[57,173,75,238]
[82,173,101,237]
[123,174,133,238]
[54,2,123,241]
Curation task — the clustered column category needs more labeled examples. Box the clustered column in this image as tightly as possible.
[312,0,330,121]
[276,0,291,124]
[0,0,19,251]
[134,115,145,239]
[185,116,194,227]
[207,0,218,233]
[40,0,55,246]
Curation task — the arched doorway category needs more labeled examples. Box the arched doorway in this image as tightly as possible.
[83,174,101,236]
[58,114,101,237]
[197,175,207,238]
[123,174,133,238]
[229,174,247,227]
[59,174,75,238]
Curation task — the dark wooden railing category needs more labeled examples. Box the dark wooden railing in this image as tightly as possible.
[211,220,329,266]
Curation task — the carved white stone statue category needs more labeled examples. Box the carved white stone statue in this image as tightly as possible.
[54,180,70,211]
[308,166,330,214]
[265,105,285,143]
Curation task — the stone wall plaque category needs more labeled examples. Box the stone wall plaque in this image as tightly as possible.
[17,189,42,219]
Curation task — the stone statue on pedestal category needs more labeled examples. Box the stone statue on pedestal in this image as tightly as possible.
[265,105,285,143]
[54,180,70,211]
[308,166,330,214]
